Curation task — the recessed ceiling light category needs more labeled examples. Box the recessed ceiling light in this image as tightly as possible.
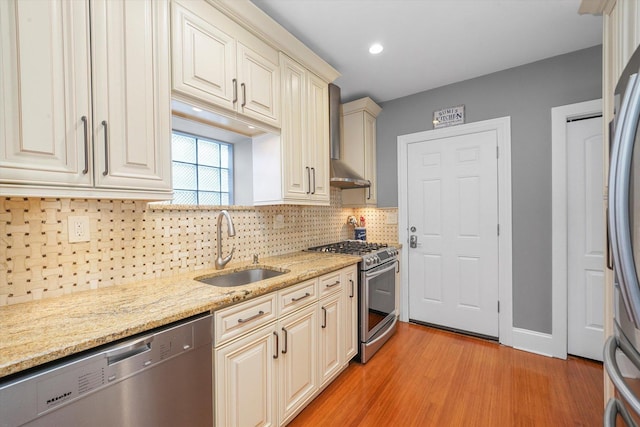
[192,107,202,112]
[248,125,255,129]
[369,43,383,55]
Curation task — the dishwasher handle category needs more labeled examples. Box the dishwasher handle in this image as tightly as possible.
[106,337,153,365]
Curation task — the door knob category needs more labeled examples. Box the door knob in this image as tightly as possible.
[410,235,418,248]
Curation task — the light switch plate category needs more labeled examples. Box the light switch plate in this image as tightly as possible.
[274,214,285,230]
[68,216,90,243]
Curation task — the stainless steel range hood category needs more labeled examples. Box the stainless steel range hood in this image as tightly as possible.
[329,84,371,189]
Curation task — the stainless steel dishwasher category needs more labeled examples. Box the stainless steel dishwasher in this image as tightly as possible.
[0,313,213,427]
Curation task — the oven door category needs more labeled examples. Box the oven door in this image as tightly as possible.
[361,260,397,342]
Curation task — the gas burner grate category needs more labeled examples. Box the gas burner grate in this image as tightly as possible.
[308,240,389,255]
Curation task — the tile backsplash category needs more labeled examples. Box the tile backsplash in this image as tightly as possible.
[0,189,398,306]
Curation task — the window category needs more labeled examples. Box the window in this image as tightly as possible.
[171,131,233,205]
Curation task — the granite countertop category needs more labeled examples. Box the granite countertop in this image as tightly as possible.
[0,251,360,379]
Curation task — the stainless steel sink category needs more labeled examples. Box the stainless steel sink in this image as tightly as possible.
[195,268,287,287]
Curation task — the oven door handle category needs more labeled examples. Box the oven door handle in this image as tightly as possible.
[364,261,397,279]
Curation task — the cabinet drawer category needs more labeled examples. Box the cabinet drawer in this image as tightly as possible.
[278,278,318,317]
[214,293,277,346]
[318,271,342,297]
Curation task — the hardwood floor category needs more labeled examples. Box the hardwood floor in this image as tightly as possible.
[288,322,603,426]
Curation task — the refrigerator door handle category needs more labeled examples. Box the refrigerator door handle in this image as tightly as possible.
[610,71,640,327]
[604,398,639,427]
[604,334,640,417]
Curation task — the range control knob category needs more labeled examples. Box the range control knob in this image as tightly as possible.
[365,258,373,266]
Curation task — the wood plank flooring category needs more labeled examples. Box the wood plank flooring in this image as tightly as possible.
[289,322,603,426]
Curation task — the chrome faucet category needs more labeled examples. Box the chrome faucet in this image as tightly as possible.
[215,210,236,269]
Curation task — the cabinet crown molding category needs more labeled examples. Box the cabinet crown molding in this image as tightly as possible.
[578,0,610,15]
[210,0,340,83]
[341,97,382,117]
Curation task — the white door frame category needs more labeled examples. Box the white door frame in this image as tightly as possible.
[398,117,513,346]
[551,98,602,359]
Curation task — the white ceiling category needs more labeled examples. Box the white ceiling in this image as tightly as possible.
[250,0,603,104]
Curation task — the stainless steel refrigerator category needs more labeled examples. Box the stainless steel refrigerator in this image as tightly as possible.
[606,43,640,426]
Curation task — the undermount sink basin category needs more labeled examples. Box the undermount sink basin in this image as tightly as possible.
[196,268,287,287]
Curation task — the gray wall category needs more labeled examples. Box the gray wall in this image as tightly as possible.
[378,45,602,334]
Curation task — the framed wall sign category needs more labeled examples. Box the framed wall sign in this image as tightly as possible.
[433,105,465,129]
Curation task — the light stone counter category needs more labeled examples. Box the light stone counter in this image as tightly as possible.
[0,251,360,379]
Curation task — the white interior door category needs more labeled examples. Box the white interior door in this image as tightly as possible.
[408,130,499,337]
[567,116,604,361]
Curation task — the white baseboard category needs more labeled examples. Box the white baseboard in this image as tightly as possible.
[511,327,555,357]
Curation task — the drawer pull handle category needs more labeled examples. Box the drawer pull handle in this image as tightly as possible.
[326,280,340,288]
[349,279,354,298]
[291,292,311,302]
[237,310,265,324]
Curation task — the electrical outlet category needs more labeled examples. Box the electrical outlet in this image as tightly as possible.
[274,214,285,229]
[68,216,90,243]
[385,212,398,225]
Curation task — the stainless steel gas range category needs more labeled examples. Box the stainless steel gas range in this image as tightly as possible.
[308,241,399,363]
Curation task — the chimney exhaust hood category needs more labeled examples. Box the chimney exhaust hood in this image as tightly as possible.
[328,84,371,189]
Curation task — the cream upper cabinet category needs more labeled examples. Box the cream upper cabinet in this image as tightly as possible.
[253,54,329,205]
[341,97,382,207]
[0,0,171,199]
[0,0,92,187]
[91,0,171,192]
[307,72,331,201]
[171,0,280,127]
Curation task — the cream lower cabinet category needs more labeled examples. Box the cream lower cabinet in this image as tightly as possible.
[278,304,318,425]
[318,290,342,387]
[343,265,359,362]
[214,266,356,426]
[215,322,278,427]
[0,0,171,199]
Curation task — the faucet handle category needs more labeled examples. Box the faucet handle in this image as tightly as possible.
[253,254,259,264]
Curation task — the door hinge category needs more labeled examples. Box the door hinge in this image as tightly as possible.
[498,301,500,313]
[497,224,500,236]
[496,146,499,158]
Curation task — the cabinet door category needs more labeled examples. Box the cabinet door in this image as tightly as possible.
[343,266,359,362]
[0,0,92,186]
[279,304,318,425]
[215,324,278,427]
[280,55,308,200]
[237,41,280,127]
[319,293,342,387]
[171,0,236,110]
[91,0,171,191]
[307,72,330,203]
[363,111,377,205]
